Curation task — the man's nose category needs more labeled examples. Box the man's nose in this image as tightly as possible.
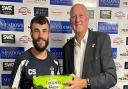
[75,15,80,22]
[38,31,44,37]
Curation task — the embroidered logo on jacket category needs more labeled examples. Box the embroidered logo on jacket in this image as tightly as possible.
[28,69,36,75]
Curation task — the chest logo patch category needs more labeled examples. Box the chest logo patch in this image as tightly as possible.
[28,69,36,75]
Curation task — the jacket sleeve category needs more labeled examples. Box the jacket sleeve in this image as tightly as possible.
[89,34,117,89]
[9,58,27,88]
[9,58,21,88]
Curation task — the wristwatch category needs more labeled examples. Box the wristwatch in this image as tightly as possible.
[87,78,90,87]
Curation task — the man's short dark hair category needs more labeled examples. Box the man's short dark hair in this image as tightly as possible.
[30,16,50,31]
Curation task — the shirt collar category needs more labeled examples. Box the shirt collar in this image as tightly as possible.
[74,30,88,46]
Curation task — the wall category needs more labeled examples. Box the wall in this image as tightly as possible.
[0,0,127,89]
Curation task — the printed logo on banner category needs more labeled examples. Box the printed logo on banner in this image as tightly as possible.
[1,34,15,43]
[0,0,23,3]
[0,47,24,59]
[19,35,32,43]
[99,0,120,7]
[51,9,65,16]
[50,21,72,33]
[118,77,128,82]
[123,85,128,89]
[2,74,11,86]
[112,48,117,59]
[120,48,128,58]
[121,29,128,34]
[0,5,14,15]
[98,22,118,34]
[122,0,128,7]
[3,62,14,71]
[0,18,24,32]
[114,11,126,19]
[88,10,94,19]
[18,7,31,15]
[100,10,111,19]
[27,0,47,4]
[50,48,63,59]
[34,7,48,17]
[113,37,123,45]
[50,36,65,47]
[50,0,72,6]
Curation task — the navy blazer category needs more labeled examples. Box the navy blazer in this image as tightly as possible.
[63,30,117,89]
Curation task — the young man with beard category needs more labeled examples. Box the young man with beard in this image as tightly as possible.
[9,16,60,89]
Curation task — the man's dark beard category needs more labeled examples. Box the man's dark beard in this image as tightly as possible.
[32,38,49,52]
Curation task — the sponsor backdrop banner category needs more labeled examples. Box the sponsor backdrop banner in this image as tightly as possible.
[0,0,127,89]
